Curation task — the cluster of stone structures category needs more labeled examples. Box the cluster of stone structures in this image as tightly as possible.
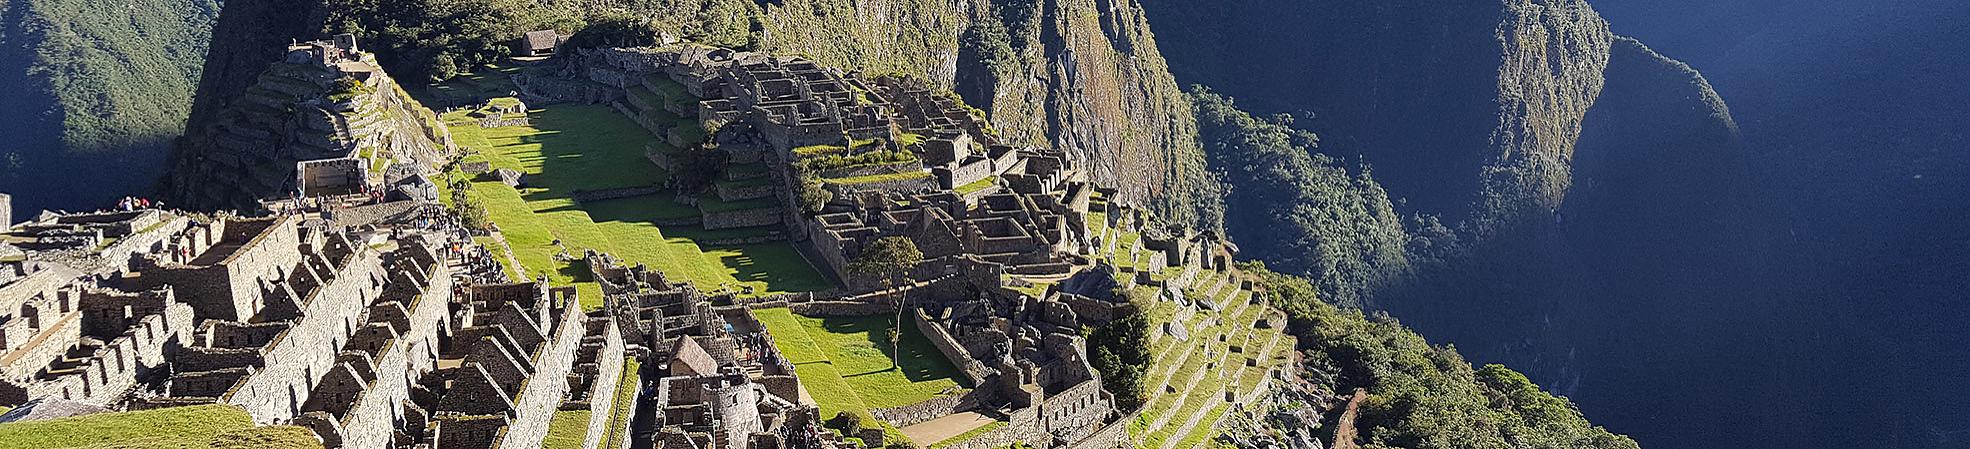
[0,199,628,448]
[585,251,828,449]
[533,42,1194,449]
[172,34,450,211]
[565,45,1101,290]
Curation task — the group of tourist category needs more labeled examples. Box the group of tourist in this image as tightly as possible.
[114,196,161,211]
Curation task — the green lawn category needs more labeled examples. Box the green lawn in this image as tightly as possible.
[0,404,320,449]
[955,176,998,195]
[603,359,641,449]
[541,410,591,449]
[754,309,965,413]
[444,103,833,309]
[824,171,930,186]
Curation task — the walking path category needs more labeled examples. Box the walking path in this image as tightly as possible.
[898,411,997,446]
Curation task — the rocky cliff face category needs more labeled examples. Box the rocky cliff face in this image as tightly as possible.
[754,0,1218,228]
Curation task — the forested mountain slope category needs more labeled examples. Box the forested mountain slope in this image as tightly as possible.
[1139,1,1782,447]
[0,0,218,214]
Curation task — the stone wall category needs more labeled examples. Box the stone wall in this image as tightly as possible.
[517,73,620,105]
[328,201,423,229]
[496,296,587,448]
[827,175,936,196]
[223,245,384,424]
[21,300,194,406]
[701,207,782,230]
[786,301,893,317]
[1063,415,1134,449]
[570,187,667,204]
[713,182,776,202]
[336,261,452,448]
[814,161,918,180]
[1039,377,1112,444]
[871,387,994,428]
[913,309,988,386]
[578,318,625,449]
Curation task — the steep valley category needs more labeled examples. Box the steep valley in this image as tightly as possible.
[0,0,219,215]
[1138,1,1795,448]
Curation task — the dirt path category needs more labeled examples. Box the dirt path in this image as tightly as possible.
[898,411,997,446]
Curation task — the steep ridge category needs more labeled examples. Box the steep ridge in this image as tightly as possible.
[0,0,219,214]
[1139,0,1610,229]
[1140,0,1780,446]
[754,0,1219,228]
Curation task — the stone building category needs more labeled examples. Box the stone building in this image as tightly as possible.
[417,280,587,448]
[583,251,831,449]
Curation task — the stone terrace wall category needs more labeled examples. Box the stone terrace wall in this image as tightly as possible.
[787,301,893,317]
[701,207,782,230]
[496,299,586,448]
[1065,416,1134,449]
[570,187,667,204]
[828,176,936,196]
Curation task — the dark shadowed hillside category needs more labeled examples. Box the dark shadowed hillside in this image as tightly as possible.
[0,0,219,215]
[1139,1,1800,448]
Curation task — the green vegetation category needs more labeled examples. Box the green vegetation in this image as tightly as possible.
[793,144,849,157]
[847,237,922,289]
[754,308,959,445]
[824,171,931,186]
[954,176,998,195]
[1086,289,1151,411]
[1244,264,1638,449]
[602,359,641,449]
[795,176,834,214]
[794,150,918,173]
[0,0,218,155]
[322,0,581,82]
[0,404,321,449]
[325,76,372,103]
[441,100,830,308]
[563,14,664,49]
[542,410,591,449]
[1190,87,1412,308]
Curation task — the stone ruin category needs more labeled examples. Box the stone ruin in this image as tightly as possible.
[584,251,827,449]
[172,35,450,211]
[0,204,626,449]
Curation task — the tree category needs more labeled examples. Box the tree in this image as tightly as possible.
[848,237,922,288]
[796,176,834,214]
[564,13,663,49]
[847,237,922,368]
[1088,309,1151,410]
[670,145,729,193]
